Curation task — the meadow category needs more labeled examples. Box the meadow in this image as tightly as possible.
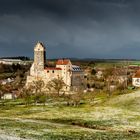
[0,90,140,140]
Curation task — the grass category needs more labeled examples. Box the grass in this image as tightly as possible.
[0,72,15,79]
[131,61,140,66]
[0,90,140,139]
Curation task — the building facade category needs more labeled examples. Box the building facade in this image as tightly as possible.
[26,42,84,91]
[132,69,140,87]
[0,59,23,65]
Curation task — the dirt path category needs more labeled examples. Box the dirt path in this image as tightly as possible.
[0,117,122,132]
[0,134,30,140]
[0,117,102,140]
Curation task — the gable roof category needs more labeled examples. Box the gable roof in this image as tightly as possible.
[34,42,45,51]
[45,67,62,70]
[56,59,71,65]
[133,69,140,78]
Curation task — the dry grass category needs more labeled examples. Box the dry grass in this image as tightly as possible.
[0,90,140,139]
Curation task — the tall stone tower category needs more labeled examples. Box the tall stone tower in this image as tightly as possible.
[34,42,46,73]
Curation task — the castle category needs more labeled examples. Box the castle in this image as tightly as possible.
[26,42,84,91]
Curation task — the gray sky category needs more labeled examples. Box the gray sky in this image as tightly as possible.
[0,0,140,59]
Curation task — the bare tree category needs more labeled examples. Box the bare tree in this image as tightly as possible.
[46,77,66,96]
[20,87,33,106]
[31,80,45,105]
[0,84,4,99]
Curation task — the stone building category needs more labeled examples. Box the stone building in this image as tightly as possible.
[0,59,22,65]
[26,42,84,91]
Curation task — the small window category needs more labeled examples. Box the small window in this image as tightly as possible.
[47,70,49,73]
[136,79,140,82]
[52,70,54,73]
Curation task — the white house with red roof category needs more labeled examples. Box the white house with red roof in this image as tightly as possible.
[26,42,84,91]
[132,69,140,87]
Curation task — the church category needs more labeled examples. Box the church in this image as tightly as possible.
[26,42,84,91]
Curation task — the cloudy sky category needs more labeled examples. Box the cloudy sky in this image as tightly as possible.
[0,0,140,59]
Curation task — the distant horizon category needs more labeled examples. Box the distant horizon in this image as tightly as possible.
[1,56,140,61]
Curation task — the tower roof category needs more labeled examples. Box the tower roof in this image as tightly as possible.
[34,42,45,51]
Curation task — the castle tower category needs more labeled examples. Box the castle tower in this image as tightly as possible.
[34,42,46,72]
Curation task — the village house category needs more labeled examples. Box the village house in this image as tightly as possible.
[0,78,14,85]
[132,69,140,87]
[26,42,84,91]
[0,59,23,65]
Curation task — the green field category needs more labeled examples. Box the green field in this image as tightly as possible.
[131,61,140,66]
[0,91,140,140]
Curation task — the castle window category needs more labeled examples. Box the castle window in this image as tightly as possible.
[52,70,54,73]
[47,70,49,73]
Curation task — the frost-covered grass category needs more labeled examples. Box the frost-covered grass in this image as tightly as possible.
[0,91,140,140]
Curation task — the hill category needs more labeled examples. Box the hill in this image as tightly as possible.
[0,91,140,139]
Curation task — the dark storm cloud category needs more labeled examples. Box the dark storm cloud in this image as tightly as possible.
[0,0,140,58]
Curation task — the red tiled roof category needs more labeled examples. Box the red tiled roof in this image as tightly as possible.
[56,59,70,65]
[133,69,140,78]
[45,67,62,70]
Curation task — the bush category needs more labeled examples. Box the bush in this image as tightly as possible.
[36,93,46,105]
[62,92,84,107]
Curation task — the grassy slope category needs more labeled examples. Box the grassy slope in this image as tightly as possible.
[0,91,140,140]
